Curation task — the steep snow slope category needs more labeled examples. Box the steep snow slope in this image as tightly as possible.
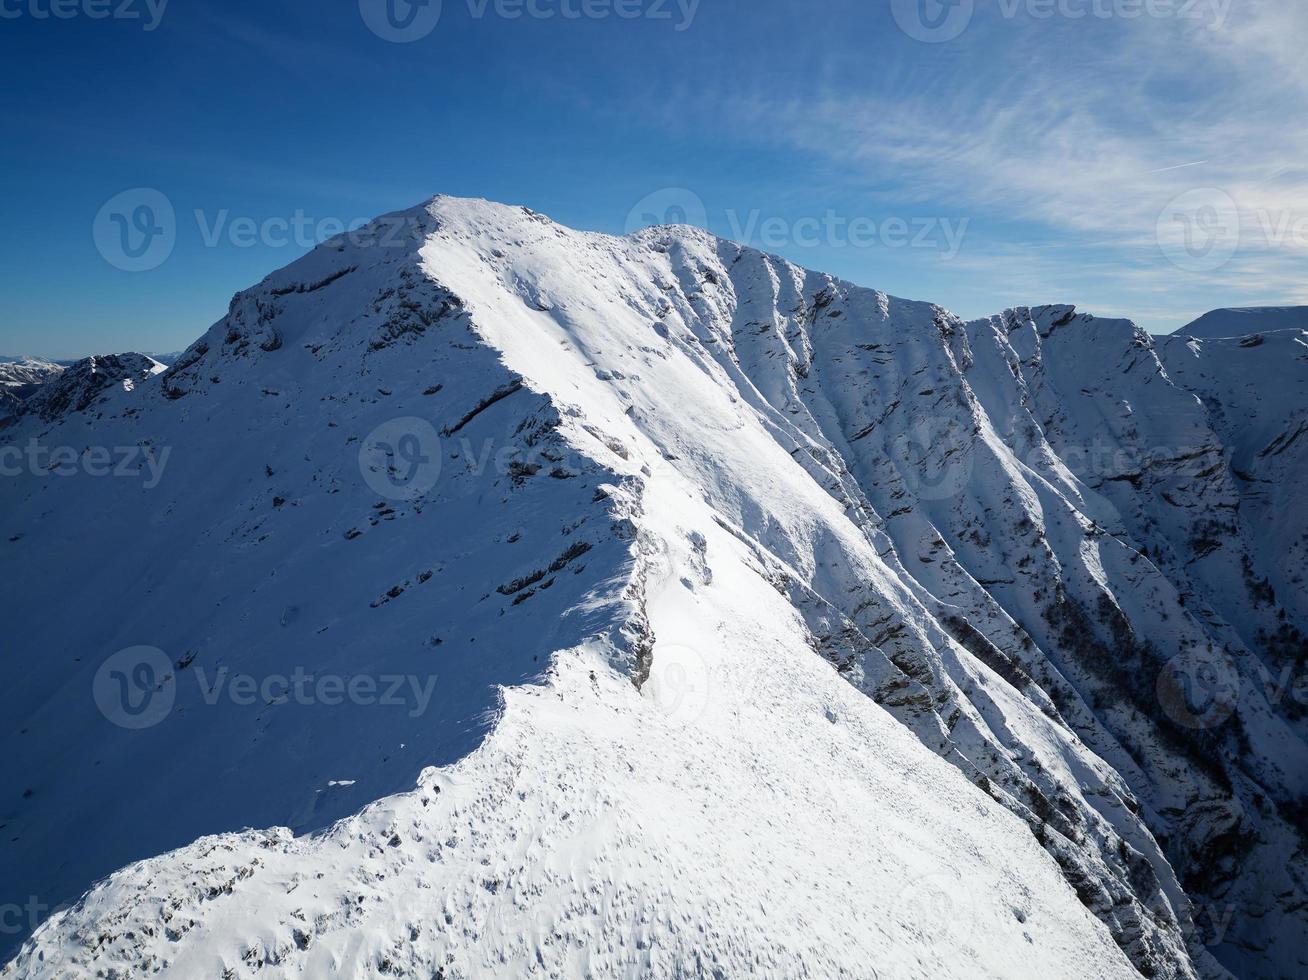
[1,219,643,967]
[959,310,1307,978]
[2,197,1303,978]
[1155,328,1308,631]
[2,492,1136,979]
[1176,308,1308,339]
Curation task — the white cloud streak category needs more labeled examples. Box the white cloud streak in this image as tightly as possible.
[711,0,1308,329]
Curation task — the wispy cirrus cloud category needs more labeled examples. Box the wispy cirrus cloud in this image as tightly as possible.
[700,0,1308,330]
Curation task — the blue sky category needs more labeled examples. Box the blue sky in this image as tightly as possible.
[2,0,1305,357]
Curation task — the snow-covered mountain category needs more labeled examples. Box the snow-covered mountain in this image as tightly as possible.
[2,197,1304,979]
[1,353,164,427]
[0,357,65,427]
[0,357,63,390]
[0,356,80,369]
[1175,307,1308,339]
[143,350,185,367]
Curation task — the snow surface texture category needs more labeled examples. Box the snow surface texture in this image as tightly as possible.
[1175,307,1308,339]
[2,198,1304,979]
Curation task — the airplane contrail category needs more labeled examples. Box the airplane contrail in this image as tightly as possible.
[1148,160,1210,174]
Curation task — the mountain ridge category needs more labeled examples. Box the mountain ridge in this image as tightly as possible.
[2,196,1303,979]
[1174,307,1308,339]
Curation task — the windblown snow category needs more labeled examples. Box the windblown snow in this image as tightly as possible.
[1,198,1304,979]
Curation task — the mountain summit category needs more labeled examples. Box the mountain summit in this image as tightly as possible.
[1175,306,1308,339]
[2,197,1304,979]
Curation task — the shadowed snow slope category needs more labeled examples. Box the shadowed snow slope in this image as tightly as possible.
[2,197,1304,979]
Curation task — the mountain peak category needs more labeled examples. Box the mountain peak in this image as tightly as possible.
[1,353,161,427]
[1175,305,1308,338]
[3,197,1304,980]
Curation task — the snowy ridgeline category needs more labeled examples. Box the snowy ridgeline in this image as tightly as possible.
[1,197,1305,979]
[1174,307,1308,339]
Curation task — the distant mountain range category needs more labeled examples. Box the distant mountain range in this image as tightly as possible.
[0,357,64,388]
[0,352,182,368]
